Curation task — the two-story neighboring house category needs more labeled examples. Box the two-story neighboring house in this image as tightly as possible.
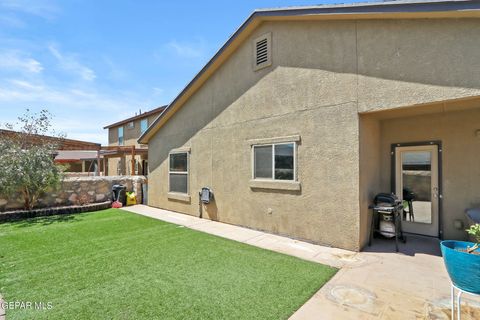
[103,106,165,176]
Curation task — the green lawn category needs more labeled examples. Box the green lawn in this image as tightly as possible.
[0,209,336,320]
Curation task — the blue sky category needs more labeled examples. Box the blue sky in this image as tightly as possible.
[0,0,367,144]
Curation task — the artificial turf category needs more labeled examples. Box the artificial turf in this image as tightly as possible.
[0,209,336,319]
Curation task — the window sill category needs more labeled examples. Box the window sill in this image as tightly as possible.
[167,192,191,202]
[247,135,301,146]
[249,180,301,191]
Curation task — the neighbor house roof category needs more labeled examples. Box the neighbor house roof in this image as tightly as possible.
[138,0,480,144]
[0,129,101,150]
[55,150,103,162]
[103,105,167,129]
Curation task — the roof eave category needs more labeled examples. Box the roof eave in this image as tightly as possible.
[103,106,167,129]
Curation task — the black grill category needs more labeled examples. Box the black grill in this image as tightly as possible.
[369,192,406,252]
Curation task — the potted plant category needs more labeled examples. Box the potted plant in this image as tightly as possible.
[440,224,480,294]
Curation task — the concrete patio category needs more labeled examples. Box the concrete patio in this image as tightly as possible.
[122,205,480,319]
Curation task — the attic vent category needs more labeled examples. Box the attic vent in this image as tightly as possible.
[256,39,268,64]
[253,33,271,71]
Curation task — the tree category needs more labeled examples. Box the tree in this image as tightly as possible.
[0,109,64,210]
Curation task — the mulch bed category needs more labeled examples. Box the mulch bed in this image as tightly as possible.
[0,201,112,222]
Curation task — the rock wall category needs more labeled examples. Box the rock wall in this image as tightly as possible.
[0,176,146,212]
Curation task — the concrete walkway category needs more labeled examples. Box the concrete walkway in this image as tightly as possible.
[122,205,480,320]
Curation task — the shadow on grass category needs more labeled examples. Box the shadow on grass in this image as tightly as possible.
[2,213,84,228]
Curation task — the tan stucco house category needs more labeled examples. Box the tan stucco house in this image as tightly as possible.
[103,106,165,176]
[138,0,480,251]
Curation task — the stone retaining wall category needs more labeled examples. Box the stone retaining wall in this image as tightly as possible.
[0,176,146,212]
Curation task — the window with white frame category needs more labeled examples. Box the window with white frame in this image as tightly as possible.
[253,142,295,181]
[169,152,189,194]
[140,118,148,134]
[118,127,124,146]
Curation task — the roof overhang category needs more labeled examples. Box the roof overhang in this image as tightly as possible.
[100,146,148,158]
[55,150,103,161]
[0,129,101,150]
[138,0,480,144]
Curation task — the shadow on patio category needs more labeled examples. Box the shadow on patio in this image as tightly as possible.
[364,233,441,257]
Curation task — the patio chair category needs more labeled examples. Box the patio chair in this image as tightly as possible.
[402,188,415,222]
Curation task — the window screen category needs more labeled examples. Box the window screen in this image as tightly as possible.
[254,145,272,179]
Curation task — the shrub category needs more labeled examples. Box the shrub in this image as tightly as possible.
[0,109,64,210]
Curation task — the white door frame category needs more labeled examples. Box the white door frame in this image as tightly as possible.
[391,142,443,238]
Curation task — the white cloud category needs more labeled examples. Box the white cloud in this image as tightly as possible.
[0,14,26,28]
[0,50,43,73]
[51,119,107,144]
[65,132,106,145]
[0,79,154,145]
[0,79,139,111]
[48,44,96,81]
[152,87,164,95]
[9,79,44,89]
[165,39,206,58]
[102,56,127,81]
[0,0,59,20]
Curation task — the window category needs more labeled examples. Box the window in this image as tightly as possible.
[127,121,134,129]
[253,33,272,71]
[169,152,189,194]
[118,127,124,146]
[142,160,148,176]
[140,118,148,134]
[134,160,139,175]
[253,142,295,181]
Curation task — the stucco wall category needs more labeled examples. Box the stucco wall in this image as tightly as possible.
[107,155,146,176]
[148,20,361,250]
[356,19,480,112]
[378,107,480,240]
[147,18,480,251]
[358,115,381,249]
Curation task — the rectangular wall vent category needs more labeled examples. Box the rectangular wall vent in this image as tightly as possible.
[253,33,271,71]
[256,39,268,65]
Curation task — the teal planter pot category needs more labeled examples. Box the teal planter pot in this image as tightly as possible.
[440,240,480,294]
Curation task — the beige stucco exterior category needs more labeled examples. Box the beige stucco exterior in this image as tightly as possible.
[106,112,160,176]
[106,155,147,176]
[377,103,480,241]
[146,17,480,251]
[108,112,159,148]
